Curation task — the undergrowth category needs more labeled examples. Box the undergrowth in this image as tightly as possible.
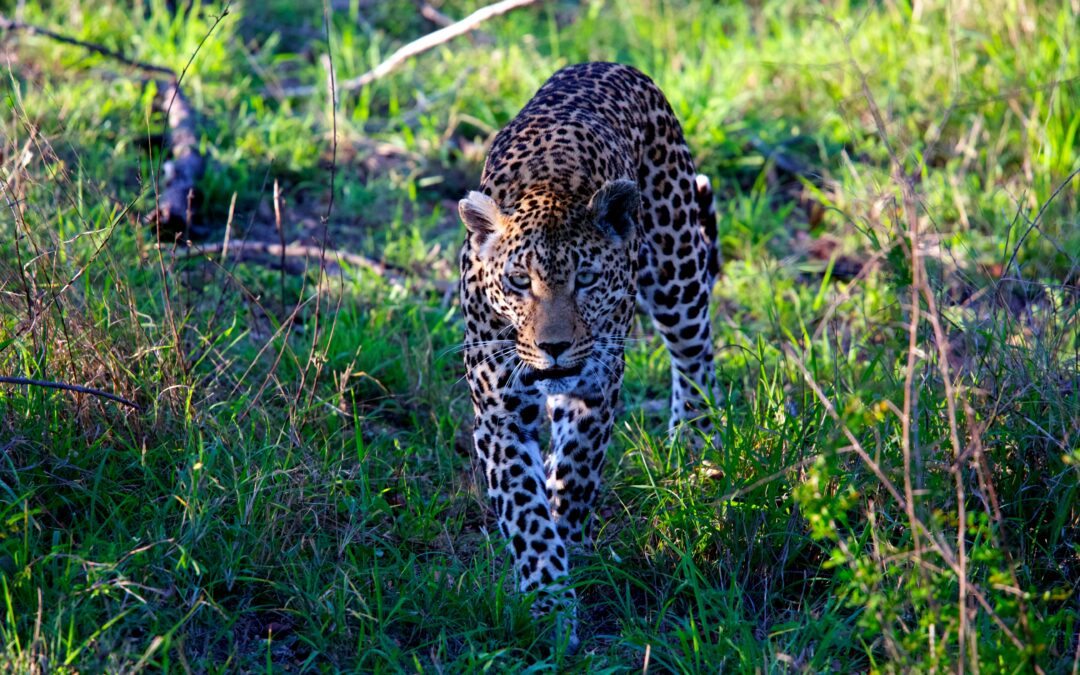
[1,0,1078,671]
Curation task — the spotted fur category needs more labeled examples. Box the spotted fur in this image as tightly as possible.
[458,62,719,643]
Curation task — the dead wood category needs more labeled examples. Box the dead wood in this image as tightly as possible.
[282,0,544,97]
[169,239,455,294]
[419,4,455,27]
[0,376,142,410]
[0,15,175,77]
[148,81,206,234]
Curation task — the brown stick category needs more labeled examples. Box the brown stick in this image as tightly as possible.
[419,3,456,27]
[281,0,544,96]
[0,376,141,410]
[168,239,454,293]
[147,82,205,233]
[0,15,176,77]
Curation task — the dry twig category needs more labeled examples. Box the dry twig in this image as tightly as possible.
[829,18,1044,669]
[0,376,141,410]
[168,239,454,293]
[0,15,175,76]
[282,0,544,96]
[419,3,456,27]
[785,348,1029,656]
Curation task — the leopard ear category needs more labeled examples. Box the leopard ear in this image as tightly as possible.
[459,191,503,248]
[589,179,640,242]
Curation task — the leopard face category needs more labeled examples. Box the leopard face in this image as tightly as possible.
[460,181,639,393]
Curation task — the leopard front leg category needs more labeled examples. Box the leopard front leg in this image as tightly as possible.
[465,350,577,643]
[544,364,622,547]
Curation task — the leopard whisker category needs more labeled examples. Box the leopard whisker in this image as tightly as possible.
[440,339,516,358]
[593,339,648,347]
[590,352,623,381]
[507,359,529,391]
[592,344,640,377]
[458,346,520,386]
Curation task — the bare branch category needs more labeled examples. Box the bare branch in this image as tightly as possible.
[0,15,175,77]
[0,376,141,410]
[168,239,454,293]
[281,0,544,96]
[420,3,456,27]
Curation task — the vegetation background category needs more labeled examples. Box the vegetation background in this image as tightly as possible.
[1,0,1078,671]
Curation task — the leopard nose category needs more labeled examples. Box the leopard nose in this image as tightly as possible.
[536,340,571,359]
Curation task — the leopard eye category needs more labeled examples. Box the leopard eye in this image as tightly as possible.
[506,274,531,291]
[576,271,599,288]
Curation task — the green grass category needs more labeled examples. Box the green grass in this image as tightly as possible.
[1,0,1078,671]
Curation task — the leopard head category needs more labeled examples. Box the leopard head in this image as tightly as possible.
[460,180,640,391]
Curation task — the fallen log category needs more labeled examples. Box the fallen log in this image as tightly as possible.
[167,239,455,294]
[147,81,205,234]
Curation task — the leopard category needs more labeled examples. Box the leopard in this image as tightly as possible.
[457,62,720,646]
